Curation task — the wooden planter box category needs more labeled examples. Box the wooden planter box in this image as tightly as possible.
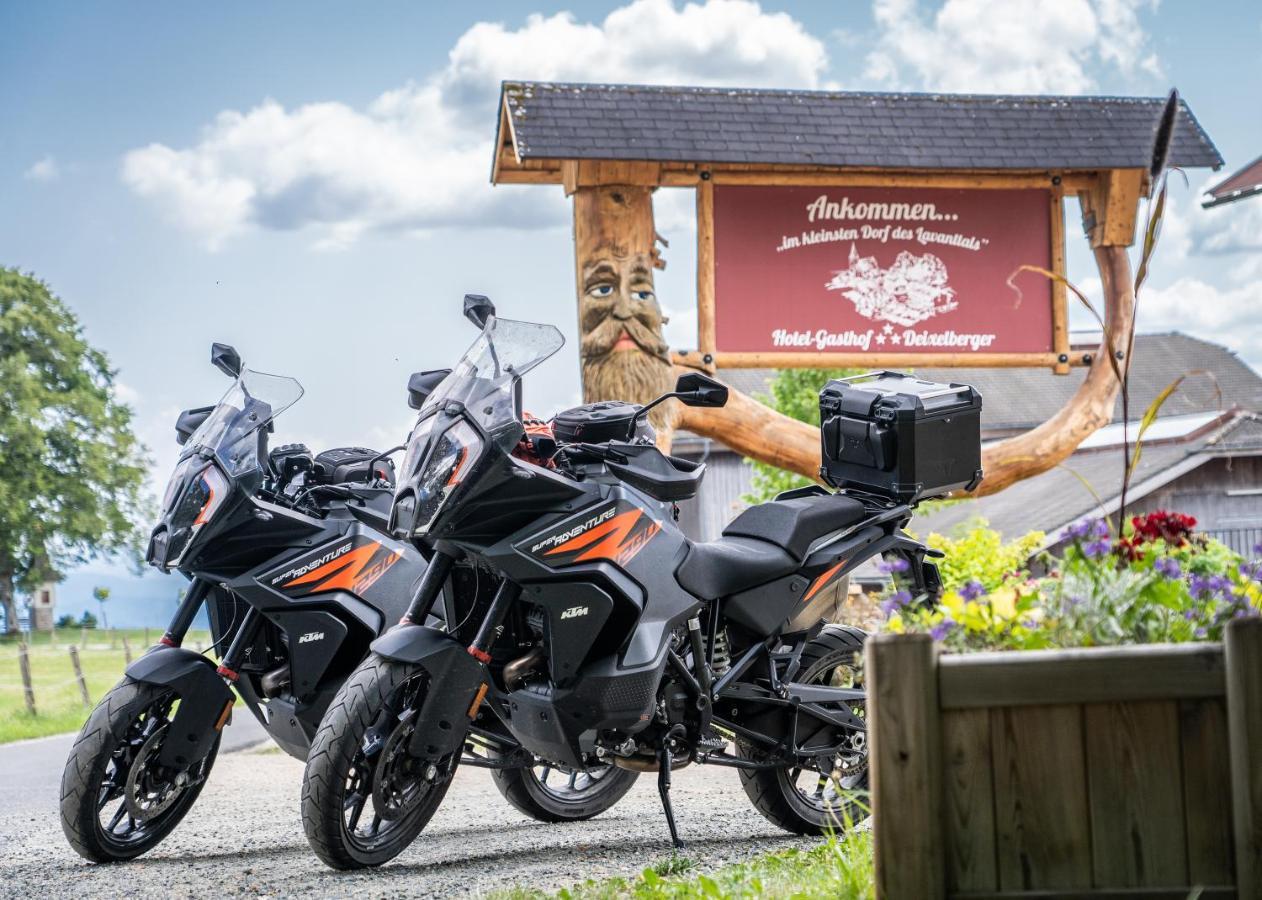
[866,618,1262,900]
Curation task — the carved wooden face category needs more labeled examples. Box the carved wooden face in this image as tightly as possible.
[579,248,671,364]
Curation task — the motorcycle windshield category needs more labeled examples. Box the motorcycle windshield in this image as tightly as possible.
[181,368,305,477]
[420,316,565,432]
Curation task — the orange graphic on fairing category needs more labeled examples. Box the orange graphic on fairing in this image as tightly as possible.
[803,558,848,602]
[544,509,660,567]
[283,542,402,595]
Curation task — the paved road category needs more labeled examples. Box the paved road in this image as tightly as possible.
[0,712,267,816]
[0,735,821,898]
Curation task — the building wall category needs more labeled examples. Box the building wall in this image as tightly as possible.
[676,449,755,541]
[1129,456,1262,555]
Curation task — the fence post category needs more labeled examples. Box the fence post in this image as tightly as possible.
[122,634,133,665]
[1227,617,1262,899]
[79,625,88,649]
[69,645,91,708]
[18,641,36,716]
[867,632,946,900]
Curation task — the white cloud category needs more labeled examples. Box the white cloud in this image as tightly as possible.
[1139,276,1262,366]
[24,155,60,182]
[865,0,1161,94]
[122,0,827,248]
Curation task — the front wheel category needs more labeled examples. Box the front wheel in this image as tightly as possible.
[737,625,869,835]
[301,655,456,870]
[60,678,220,862]
[490,753,638,822]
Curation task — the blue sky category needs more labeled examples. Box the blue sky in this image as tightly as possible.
[3,0,1260,624]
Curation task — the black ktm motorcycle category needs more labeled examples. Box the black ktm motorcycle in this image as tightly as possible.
[60,342,632,864]
[301,296,953,869]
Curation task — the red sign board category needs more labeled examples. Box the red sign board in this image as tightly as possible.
[712,185,1053,356]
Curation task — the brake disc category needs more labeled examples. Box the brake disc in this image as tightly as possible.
[124,728,185,821]
[371,713,432,821]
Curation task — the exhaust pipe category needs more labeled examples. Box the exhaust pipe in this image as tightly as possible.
[260,664,291,699]
[503,645,546,691]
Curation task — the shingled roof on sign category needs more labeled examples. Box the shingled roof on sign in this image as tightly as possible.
[495,81,1223,174]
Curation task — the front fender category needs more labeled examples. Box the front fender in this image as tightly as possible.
[126,646,234,769]
[370,625,486,760]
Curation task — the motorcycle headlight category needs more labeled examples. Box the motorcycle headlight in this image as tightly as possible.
[402,419,481,536]
[159,464,229,567]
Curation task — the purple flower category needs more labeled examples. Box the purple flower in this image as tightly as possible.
[959,580,986,601]
[878,557,911,574]
[1154,557,1182,580]
[1195,627,1208,639]
[929,620,956,641]
[1183,609,1198,620]
[880,590,913,616]
[1240,561,1262,584]
[1083,539,1112,559]
[1254,540,1262,555]
[1188,573,1231,599]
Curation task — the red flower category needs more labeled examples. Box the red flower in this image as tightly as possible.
[1129,510,1197,547]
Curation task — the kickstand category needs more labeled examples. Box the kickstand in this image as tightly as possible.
[657,742,684,849]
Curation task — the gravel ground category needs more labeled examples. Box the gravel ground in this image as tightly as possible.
[0,743,821,899]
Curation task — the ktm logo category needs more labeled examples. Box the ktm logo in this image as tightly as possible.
[560,606,588,620]
[297,631,325,644]
[279,541,403,596]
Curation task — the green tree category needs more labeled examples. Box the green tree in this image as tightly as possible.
[93,585,110,629]
[743,367,861,503]
[0,269,150,633]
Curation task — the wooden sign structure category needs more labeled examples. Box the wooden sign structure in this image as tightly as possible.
[492,83,1223,494]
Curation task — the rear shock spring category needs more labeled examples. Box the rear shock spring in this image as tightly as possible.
[708,628,731,677]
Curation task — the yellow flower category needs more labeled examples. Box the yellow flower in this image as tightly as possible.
[887,613,905,633]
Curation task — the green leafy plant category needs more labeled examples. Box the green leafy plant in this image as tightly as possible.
[0,269,151,633]
[884,512,1260,651]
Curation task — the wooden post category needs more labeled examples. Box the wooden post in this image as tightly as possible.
[69,645,90,707]
[1049,185,1070,375]
[122,634,132,666]
[79,625,88,649]
[867,632,945,900]
[18,641,36,716]
[1227,617,1262,898]
[695,175,716,372]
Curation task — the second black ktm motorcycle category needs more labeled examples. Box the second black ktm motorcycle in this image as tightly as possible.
[301,296,980,869]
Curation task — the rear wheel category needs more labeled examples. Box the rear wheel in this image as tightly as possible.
[737,625,869,835]
[490,754,638,822]
[60,679,220,862]
[301,655,456,869]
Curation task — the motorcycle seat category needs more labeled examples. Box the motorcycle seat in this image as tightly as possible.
[675,536,799,600]
[675,494,868,599]
[722,493,868,561]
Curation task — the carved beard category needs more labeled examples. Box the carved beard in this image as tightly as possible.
[582,349,678,434]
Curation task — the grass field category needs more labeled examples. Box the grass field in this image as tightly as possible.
[0,627,214,744]
[497,831,875,899]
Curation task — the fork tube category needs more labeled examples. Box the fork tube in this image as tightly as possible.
[160,578,211,647]
[403,550,455,625]
[466,581,521,664]
[215,607,261,682]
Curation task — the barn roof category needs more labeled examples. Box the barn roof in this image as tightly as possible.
[910,411,1262,546]
[1203,155,1262,208]
[496,81,1223,174]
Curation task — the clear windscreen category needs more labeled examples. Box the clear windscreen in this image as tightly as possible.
[420,316,565,432]
[182,368,304,476]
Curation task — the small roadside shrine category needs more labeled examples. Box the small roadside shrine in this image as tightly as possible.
[490,82,1222,493]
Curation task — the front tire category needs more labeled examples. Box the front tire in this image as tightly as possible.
[738,625,869,835]
[301,655,455,870]
[60,678,220,862]
[489,754,638,822]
